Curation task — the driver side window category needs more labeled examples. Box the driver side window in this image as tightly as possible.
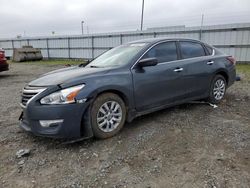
[142,42,178,63]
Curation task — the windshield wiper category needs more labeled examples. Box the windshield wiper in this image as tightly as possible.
[89,65,101,68]
[78,63,86,67]
[79,59,93,67]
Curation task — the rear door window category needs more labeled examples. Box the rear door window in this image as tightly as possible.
[205,44,213,55]
[179,41,206,59]
[142,42,178,63]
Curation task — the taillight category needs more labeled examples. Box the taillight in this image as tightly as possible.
[226,56,236,65]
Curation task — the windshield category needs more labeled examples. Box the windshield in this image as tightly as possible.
[86,43,148,68]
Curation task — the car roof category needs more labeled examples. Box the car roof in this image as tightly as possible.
[129,38,203,45]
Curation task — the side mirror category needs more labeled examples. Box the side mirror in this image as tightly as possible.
[138,58,158,67]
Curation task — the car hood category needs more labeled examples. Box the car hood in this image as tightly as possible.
[29,66,110,86]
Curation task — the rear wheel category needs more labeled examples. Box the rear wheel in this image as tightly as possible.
[90,93,126,139]
[207,75,227,104]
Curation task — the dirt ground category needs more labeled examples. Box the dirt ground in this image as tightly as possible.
[0,62,249,188]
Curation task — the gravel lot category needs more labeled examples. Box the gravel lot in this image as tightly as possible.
[0,62,249,188]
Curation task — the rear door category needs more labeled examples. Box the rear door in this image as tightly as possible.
[131,41,187,111]
[178,41,216,98]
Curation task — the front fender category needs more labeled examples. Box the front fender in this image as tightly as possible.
[77,85,134,110]
[75,72,135,110]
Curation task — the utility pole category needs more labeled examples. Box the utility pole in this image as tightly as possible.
[140,0,145,31]
[81,21,84,35]
[199,14,204,40]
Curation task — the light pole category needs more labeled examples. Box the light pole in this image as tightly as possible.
[81,21,84,35]
[140,0,145,31]
[199,14,204,40]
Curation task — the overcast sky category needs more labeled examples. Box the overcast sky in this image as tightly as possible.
[0,0,250,38]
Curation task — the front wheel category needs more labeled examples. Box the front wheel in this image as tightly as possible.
[207,75,227,104]
[90,93,126,139]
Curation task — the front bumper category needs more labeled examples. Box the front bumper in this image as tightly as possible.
[19,101,93,139]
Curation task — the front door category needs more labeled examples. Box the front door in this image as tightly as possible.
[131,41,187,111]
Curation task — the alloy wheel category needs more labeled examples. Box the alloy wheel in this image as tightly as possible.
[213,79,226,100]
[96,101,122,132]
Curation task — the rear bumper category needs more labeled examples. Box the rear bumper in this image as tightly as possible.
[19,101,93,139]
[0,61,9,72]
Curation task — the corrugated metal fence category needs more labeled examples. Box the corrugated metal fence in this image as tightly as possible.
[0,23,250,62]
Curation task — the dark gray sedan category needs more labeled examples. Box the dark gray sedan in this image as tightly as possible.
[19,38,236,139]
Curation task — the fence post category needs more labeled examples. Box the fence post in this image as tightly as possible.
[120,34,123,44]
[11,40,14,49]
[68,37,71,59]
[11,40,14,59]
[91,36,94,59]
[46,38,50,59]
[199,30,202,40]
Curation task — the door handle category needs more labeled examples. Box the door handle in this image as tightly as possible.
[207,61,214,65]
[174,68,183,72]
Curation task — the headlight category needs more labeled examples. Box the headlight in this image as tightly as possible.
[40,84,85,105]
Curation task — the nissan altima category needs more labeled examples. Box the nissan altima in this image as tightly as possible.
[19,38,236,139]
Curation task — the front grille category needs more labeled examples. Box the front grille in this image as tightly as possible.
[21,86,46,107]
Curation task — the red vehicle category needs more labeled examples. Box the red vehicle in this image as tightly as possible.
[0,48,9,72]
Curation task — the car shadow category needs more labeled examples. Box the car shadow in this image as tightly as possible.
[125,103,197,127]
[0,74,11,78]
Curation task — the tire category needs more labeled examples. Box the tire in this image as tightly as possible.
[89,93,126,139]
[207,74,227,104]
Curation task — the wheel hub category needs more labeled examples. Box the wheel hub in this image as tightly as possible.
[106,113,112,120]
